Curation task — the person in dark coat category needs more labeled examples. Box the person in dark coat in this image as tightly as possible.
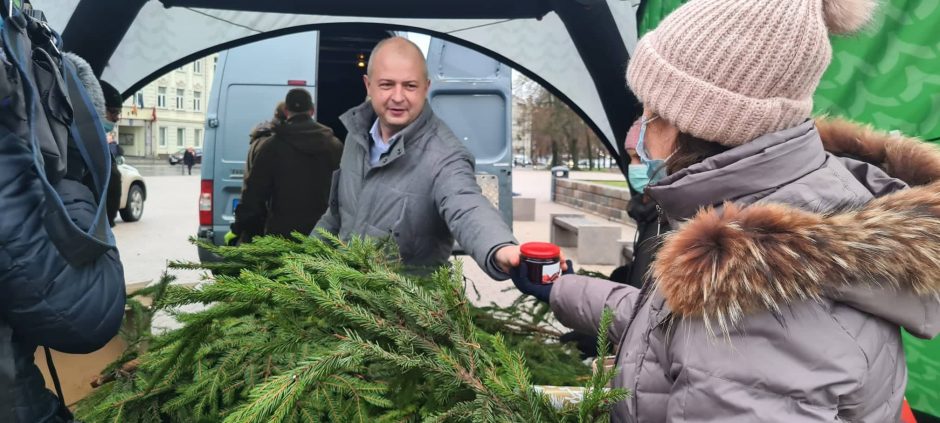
[232,88,343,243]
[225,102,288,245]
[2,50,126,423]
[182,147,196,175]
[245,101,287,180]
[100,80,124,226]
[565,119,663,358]
[608,118,664,289]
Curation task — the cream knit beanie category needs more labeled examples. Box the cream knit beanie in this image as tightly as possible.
[626,0,878,146]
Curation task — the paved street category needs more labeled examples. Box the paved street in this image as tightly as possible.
[112,170,203,286]
[113,163,635,310]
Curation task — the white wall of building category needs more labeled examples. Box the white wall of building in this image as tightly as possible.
[116,54,217,157]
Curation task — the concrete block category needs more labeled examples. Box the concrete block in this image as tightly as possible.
[550,214,621,265]
[550,213,584,247]
[618,239,635,267]
[576,225,622,265]
[513,197,536,221]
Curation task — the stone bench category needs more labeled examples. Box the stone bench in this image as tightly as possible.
[513,197,535,221]
[550,214,621,265]
[618,239,635,267]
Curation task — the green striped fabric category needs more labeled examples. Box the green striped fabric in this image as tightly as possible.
[816,0,940,142]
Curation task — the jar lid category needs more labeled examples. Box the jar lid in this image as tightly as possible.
[520,242,561,260]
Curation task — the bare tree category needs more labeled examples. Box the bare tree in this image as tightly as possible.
[513,74,604,170]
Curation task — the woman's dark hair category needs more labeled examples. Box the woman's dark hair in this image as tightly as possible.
[665,132,731,175]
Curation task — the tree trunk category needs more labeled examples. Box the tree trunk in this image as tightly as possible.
[550,138,560,167]
[586,143,595,170]
[568,137,580,170]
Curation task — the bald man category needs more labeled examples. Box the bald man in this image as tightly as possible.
[315,37,521,279]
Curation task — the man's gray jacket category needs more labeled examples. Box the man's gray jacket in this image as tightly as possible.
[315,101,516,279]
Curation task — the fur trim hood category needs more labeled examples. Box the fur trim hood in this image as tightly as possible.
[654,117,940,336]
[62,52,106,119]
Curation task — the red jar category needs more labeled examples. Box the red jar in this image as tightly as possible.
[520,242,562,285]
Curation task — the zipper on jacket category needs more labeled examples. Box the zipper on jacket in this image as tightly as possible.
[654,204,668,236]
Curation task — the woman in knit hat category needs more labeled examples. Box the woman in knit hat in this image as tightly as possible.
[510,0,940,421]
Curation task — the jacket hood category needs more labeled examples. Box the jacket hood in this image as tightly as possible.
[62,52,106,118]
[249,119,278,142]
[274,115,338,155]
[653,117,940,337]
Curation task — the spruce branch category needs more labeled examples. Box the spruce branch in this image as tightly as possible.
[78,235,628,422]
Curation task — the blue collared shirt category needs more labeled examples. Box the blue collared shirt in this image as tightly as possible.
[369,119,400,167]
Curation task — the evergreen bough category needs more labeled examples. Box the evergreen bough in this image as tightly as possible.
[76,232,628,422]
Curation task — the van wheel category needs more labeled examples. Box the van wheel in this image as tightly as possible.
[120,185,145,222]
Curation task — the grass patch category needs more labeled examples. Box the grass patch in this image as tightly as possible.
[585,180,629,189]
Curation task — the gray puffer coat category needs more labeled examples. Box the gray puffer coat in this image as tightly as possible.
[551,119,940,422]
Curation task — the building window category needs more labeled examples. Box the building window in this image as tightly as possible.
[213,56,218,73]
[157,87,166,108]
[159,127,167,147]
[193,91,201,111]
[176,89,185,109]
[194,128,202,147]
[119,133,135,146]
[193,60,202,74]
[135,91,144,108]
[177,128,185,146]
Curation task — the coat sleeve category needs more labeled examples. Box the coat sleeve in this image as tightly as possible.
[431,149,516,280]
[234,140,276,240]
[550,274,640,341]
[313,136,347,237]
[313,168,342,236]
[0,135,125,354]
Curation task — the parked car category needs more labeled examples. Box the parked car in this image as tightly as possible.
[168,148,203,165]
[116,156,146,222]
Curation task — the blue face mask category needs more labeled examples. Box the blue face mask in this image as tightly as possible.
[627,164,650,192]
[101,120,115,134]
[635,115,671,185]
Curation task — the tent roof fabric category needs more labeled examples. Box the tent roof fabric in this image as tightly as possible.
[41,0,642,166]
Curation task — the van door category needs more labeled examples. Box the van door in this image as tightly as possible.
[426,39,513,226]
[197,31,319,258]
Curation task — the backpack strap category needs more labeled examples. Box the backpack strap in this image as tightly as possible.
[62,58,113,244]
[2,10,114,266]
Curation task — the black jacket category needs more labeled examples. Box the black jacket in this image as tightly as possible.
[625,194,663,288]
[182,150,196,166]
[234,114,342,242]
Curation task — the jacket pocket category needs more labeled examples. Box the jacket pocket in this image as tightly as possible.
[361,194,410,258]
[328,169,344,222]
[390,196,411,256]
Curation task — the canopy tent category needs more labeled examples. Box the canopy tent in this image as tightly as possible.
[40,0,644,170]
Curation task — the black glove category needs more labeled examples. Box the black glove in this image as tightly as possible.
[510,259,574,303]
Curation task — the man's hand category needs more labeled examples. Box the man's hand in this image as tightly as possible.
[494,244,569,274]
[494,245,521,273]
